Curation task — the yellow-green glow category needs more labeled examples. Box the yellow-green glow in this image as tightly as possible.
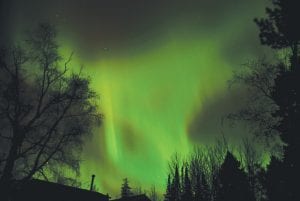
[3,0,272,198]
[61,34,235,196]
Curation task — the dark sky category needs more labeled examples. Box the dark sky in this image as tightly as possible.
[2,0,268,58]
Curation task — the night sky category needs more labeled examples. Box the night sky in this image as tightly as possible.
[1,0,273,197]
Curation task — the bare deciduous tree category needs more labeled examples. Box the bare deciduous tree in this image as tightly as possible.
[0,23,101,197]
[238,138,267,201]
[228,59,284,151]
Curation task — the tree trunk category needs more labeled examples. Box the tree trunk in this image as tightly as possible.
[0,127,23,181]
[0,127,24,201]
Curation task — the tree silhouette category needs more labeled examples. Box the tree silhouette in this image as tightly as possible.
[215,152,255,201]
[165,142,269,201]
[254,1,300,201]
[164,174,172,201]
[228,60,282,143]
[180,166,192,201]
[239,138,267,201]
[201,173,210,201]
[194,173,209,201]
[0,23,101,200]
[265,148,298,201]
[180,165,184,197]
[189,147,210,191]
[121,178,133,198]
[253,0,300,150]
[231,0,300,150]
[149,185,159,201]
[254,0,300,154]
[265,156,285,201]
[171,164,181,201]
[254,166,268,201]
[254,0,300,69]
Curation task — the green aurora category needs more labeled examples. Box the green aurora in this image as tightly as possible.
[1,0,273,198]
[78,36,233,194]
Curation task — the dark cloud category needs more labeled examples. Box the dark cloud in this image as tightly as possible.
[188,87,250,144]
[120,121,145,153]
[1,0,268,60]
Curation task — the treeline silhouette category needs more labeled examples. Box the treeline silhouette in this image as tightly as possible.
[163,138,264,201]
[164,0,299,201]
[119,177,160,201]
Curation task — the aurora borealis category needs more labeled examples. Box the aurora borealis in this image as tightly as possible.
[1,0,272,198]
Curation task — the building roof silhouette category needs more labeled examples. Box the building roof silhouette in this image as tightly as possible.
[111,194,151,201]
[12,179,109,201]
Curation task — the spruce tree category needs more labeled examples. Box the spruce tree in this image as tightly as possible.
[181,166,193,201]
[200,173,210,201]
[164,175,172,201]
[254,0,300,69]
[121,178,132,198]
[194,174,202,201]
[194,173,210,201]
[215,152,255,201]
[171,164,181,201]
[266,155,298,201]
[255,1,299,200]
